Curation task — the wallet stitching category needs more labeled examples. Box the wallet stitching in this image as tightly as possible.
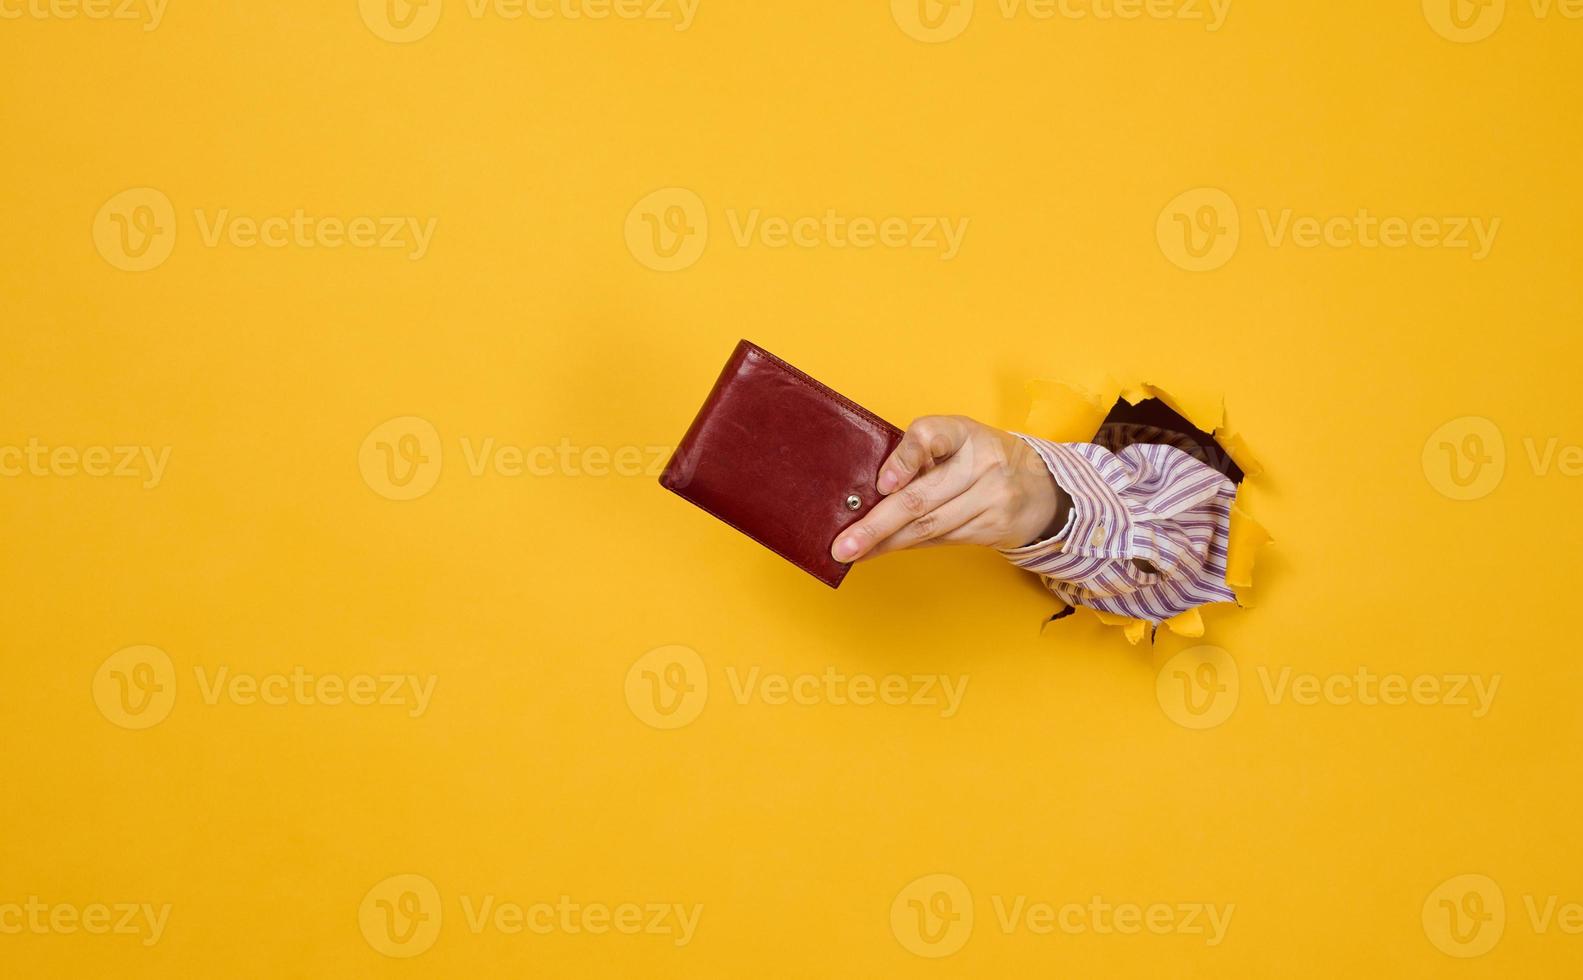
[661,477,849,587]
[742,342,903,441]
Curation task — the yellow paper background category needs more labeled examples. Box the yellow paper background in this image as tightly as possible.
[2,1,1581,975]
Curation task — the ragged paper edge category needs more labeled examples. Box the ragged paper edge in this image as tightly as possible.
[1021,377,1273,643]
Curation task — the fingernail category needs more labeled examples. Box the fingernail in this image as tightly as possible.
[877,471,897,493]
[833,536,859,561]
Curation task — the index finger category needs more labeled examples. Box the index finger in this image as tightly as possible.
[877,416,969,494]
[834,455,973,562]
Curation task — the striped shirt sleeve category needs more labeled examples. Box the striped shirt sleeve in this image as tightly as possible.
[997,436,1239,623]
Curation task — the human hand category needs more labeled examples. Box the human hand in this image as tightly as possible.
[830,415,1070,563]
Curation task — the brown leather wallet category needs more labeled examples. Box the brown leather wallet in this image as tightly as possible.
[660,340,904,588]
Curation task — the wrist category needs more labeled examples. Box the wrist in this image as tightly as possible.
[1025,473,1071,546]
[998,458,1071,550]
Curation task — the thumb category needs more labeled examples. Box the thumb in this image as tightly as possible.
[877,416,970,494]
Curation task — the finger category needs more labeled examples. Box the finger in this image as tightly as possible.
[865,483,992,558]
[912,509,1004,549]
[832,455,974,562]
[877,416,970,494]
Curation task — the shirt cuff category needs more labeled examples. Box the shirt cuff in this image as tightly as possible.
[995,436,1132,568]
